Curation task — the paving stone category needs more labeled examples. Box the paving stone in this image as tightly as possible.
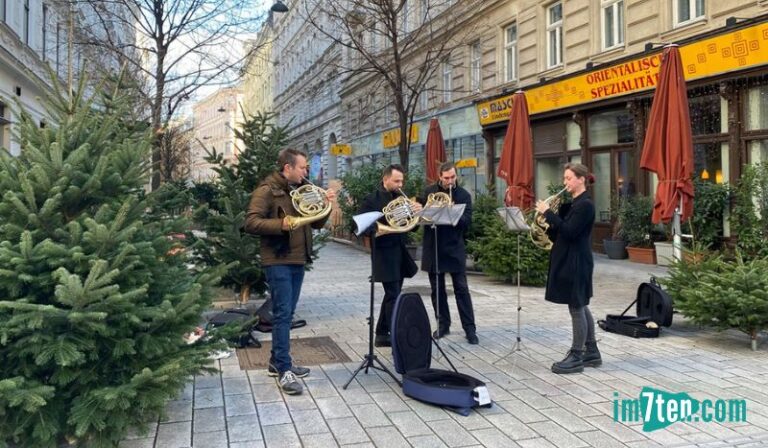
[251,383,283,403]
[406,434,449,448]
[225,393,257,417]
[228,441,265,448]
[326,416,370,445]
[223,377,251,395]
[539,406,595,433]
[369,391,411,413]
[155,421,192,448]
[485,413,539,440]
[316,396,353,419]
[193,406,226,433]
[365,426,410,448]
[290,409,330,435]
[427,419,479,447]
[350,403,391,428]
[262,423,302,448]
[118,439,154,448]
[386,410,433,437]
[257,401,292,426]
[227,414,262,443]
[528,421,589,448]
[191,430,228,448]
[195,373,221,389]
[300,432,339,448]
[194,387,224,409]
[470,427,521,448]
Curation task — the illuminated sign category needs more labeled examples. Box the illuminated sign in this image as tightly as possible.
[477,20,768,125]
[330,144,351,156]
[455,158,478,168]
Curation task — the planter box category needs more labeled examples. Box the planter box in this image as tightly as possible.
[627,246,656,264]
[603,239,628,259]
[654,242,675,266]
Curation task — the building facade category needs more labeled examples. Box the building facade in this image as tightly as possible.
[191,87,245,181]
[270,0,347,186]
[242,12,276,118]
[0,1,135,155]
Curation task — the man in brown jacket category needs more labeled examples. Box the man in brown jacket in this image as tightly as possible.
[244,148,335,395]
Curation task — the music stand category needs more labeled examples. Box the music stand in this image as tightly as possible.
[493,207,532,364]
[419,203,465,368]
[344,211,402,389]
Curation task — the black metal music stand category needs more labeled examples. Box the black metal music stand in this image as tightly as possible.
[419,203,465,367]
[493,206,532,364]
[344,211,402,389]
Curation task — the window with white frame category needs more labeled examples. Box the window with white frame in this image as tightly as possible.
[419,89,428,112]
[674,0,705,26]
[546,2,563,68]
[602,0,624,50]
[470,41,482,92]
[442,58,452,103]
[504,24,517,82]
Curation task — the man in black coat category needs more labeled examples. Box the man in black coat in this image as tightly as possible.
[358,164,420,347]
[419,162,478,344]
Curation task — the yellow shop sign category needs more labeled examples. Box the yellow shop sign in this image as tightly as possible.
[455,158,478,169]
[477,20,768,126]
[330,144,351,156]
[382,124,420,148]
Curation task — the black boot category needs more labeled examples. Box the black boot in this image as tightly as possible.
[583,341,602,367]
[551,350,584,374]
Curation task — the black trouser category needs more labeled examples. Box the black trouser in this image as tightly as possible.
[429,272,476,334]
[568,304,596,351]
[376,279,403,336]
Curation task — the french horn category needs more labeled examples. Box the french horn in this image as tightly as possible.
[425,185,453,207]
[529,186,567,250]
[285,178,332,230]
[376,189,421,236]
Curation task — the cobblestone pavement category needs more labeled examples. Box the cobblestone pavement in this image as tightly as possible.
[121,242,768,448]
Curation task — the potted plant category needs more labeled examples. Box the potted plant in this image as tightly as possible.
[618,194,656,264]
[603,193,628,259]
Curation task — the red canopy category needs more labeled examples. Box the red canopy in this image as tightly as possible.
[497,91,534,209]
[640,45,695,224]
[425,118,447,183]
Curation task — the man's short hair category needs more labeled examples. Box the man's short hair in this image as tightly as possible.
[277,148,307,170]
[382,164,405,178]
[439,162,455,175]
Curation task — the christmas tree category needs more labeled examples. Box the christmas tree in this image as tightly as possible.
[188,112,289,305]
[0,77,224,447]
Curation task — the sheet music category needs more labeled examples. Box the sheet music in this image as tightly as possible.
[497,207,530,232]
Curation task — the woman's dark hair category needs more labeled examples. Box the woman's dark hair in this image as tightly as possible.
[564,162,595,185]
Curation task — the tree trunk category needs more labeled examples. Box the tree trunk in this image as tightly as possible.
[239,284,251,306]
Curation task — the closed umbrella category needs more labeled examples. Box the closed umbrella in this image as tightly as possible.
[425,118,447,183]
[497,91,535,210]
[639,44,695,260]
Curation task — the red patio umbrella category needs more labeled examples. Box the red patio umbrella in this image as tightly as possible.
[497,91,535,210]
[639,44,695,225]
[425,118,447,183]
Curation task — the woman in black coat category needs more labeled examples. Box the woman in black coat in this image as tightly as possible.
[535,162,601,374]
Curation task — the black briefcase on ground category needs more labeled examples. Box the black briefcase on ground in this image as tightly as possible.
[206,308,262,348]
[598,277,673,338]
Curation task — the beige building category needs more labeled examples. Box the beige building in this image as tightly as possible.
[191,87,245,181]
[242,13,276,118]
[331,0,768,249]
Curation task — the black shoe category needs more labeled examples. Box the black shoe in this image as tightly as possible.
[432,327,450,339]
[268,363,310,378]
[551,349,584,374]
[583,341,602,367]
[374,334,391,347]
[466,332,479,345]
[278,371,303,395]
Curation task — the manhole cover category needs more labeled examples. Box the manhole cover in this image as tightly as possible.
[236,336,351,370]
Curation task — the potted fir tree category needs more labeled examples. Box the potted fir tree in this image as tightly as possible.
[619,194,656,264]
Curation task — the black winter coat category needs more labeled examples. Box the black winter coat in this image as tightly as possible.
[418,183,472,273]
[358,185,419,283]
[542,192,595,307]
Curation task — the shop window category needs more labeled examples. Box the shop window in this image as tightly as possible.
[592,152,612,223]
[601,0,624,50]
[749,141,768,164]
[693,142,724,184]
[546,2,563,68]
[746,85,768,131]
[674,0,704,26]
[535,157,563,200]
[689,93,724,135]
[588,109,633,146]
[504,24,517,83]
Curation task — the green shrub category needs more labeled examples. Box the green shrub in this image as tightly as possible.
[731,163,768,259]
[619,194,654,247]
[680,179,730,250]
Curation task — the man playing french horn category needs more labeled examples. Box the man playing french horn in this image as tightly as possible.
[245,148,336,395]
[358,164,421,348]
[419,162,478,345]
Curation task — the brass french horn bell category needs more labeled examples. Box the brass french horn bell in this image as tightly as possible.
[285,178,332,230]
